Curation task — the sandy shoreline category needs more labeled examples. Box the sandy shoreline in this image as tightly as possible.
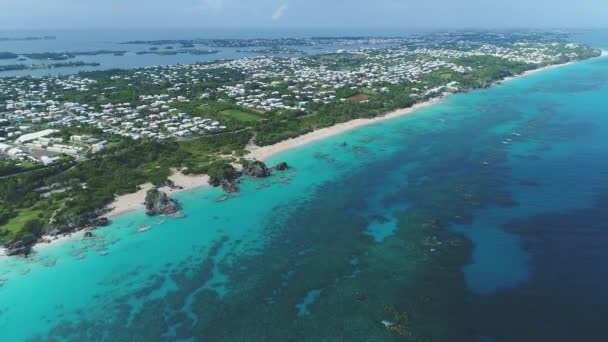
[501,61,575,83]
[250,55,608,161]
[99,57,604,226]
[6,172,210,255]
[104,171,210,218]
[248,97,444,161]
[0,57,597,258]
[103,96,447,220]
[33,230,85,252]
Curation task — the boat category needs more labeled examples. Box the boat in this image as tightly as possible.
[137,224,152,233]
[215,195,229,202]
[99,252,109,256]
[155,219,165,225]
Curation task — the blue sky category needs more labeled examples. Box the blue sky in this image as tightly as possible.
[1,0,606,30]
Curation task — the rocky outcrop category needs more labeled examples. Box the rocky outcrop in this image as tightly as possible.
[272,162,289,171]
[6,241,32,256]
[208,164,241,193]
[4,230,40,256]
[90,217,109,227]
[144,188,179,216]
[219,179,239,193]
[208,160,292,194]
[242,160,271,178]
[209,176,240,193]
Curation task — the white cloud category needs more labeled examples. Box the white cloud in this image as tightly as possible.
[272,2,288,21]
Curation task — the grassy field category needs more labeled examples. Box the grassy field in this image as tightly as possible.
[1,209,43,240]
[219,109,261,122]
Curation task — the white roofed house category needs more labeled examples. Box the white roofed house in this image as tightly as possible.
[14,129,58,144]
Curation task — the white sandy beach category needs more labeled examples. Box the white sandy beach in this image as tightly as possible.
[0,226,80,257]
[66,55,608,224]
[249,54,608,162]
[66,58,596,221]
[34,230,85,252]
[0,171,211,256]
[501,61,576,83]
[105,171,210,218]
[248,97,444,161]
[103,97,445,220]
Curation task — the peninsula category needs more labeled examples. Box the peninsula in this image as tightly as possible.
[0,31,601,255]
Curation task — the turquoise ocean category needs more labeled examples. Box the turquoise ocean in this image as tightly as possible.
[1,36,608,341]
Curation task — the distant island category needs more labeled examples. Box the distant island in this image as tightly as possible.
[120,32,572,48]
[237,47,306,54]
[0,49,223,61]
[0,50,125,61]
[23,50,126,60]
[0,31,602,255]
[0,36,56,42]
[0,52,19,59]
[0,62,101,72]
[135,49,219,56]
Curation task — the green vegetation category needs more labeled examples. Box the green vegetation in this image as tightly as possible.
[0,209,43,241]
[0,131,252,245]
[219,109,261,122]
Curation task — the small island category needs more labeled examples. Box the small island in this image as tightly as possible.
[0,52,19,60]
[135,49,219,56]
[0,61,101,73]
[237,47,306,55]
[0,36,56,42]
[23,50,127,60]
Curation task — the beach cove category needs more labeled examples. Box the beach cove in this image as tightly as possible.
[102,57,597,226]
